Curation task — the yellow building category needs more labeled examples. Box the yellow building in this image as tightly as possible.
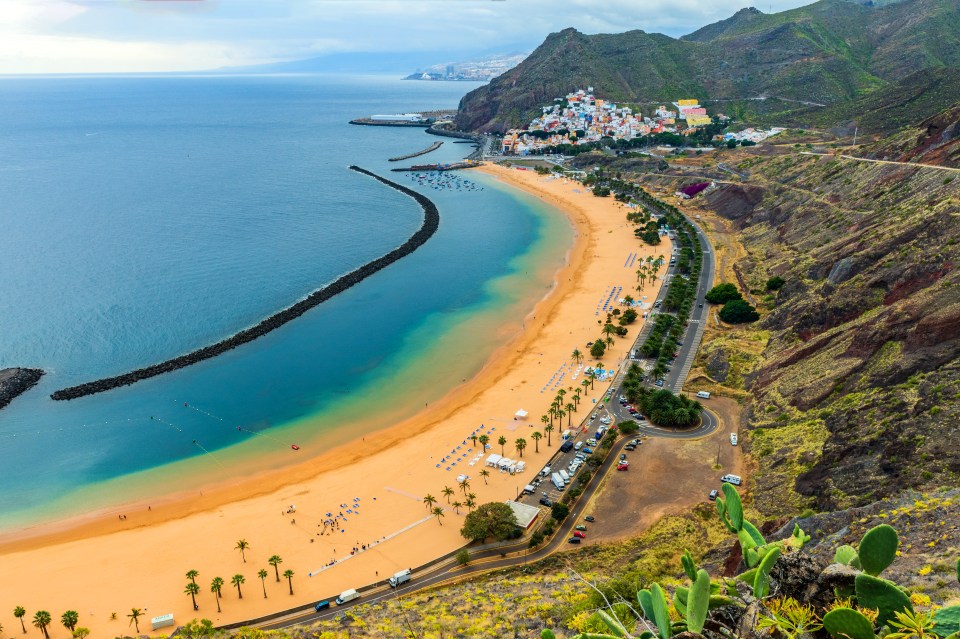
[677,99,699,107]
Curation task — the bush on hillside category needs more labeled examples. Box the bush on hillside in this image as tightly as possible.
[705,283,743,304]
[766,275,786,290]
[590,340,606,358]
[719,299,760,324]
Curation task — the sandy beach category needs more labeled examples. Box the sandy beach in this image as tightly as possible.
[0,163,671,637]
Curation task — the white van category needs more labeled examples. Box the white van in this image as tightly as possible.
[559,470,570,482]
[696,391,711,399]
[388,569,411,588]
[574,441,583,451]
[730,433,738,446]
[336,588,360,605]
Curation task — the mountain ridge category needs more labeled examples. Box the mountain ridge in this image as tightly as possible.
[455,0,960,133]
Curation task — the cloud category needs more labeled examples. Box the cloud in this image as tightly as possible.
[0,0,818,74]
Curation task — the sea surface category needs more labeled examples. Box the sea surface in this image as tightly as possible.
[0,74,572,531]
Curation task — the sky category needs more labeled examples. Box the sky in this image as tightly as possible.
[0,0,818,74]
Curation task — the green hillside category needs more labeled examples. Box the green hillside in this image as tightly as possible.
[455,0,960,133]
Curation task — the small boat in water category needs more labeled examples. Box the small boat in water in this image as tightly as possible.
[291,444,300,451]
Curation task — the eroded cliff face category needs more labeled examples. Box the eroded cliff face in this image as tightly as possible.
[705,150,960,515]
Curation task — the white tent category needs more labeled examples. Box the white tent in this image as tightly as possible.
[516,461,526,473]
[514,409,529,419]
[485,454,503,467]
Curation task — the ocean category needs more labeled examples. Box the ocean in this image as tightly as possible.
[0,74,572,530]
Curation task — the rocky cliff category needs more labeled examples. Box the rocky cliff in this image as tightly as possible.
[702,123,960,516]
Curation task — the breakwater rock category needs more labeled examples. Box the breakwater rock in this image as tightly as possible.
[50,167,441,401]
[0,368,44,410]
[388,141,443,162]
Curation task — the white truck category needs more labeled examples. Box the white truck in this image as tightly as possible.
[696,391,711,399]
[336,588,361,605]
[388,569,412,588]
[559,469,571,482]
[551,472,565,490]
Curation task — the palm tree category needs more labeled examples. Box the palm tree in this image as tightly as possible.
[544,424,554,446]
[257,569,268,598]
[14,606,26,634]
[442,486,455,503]
[268,554,283,582]
[478,434,490,450]
[465,496,476,512]
[231,573,246,599]
[573,387,582,408]
[283,569,295,595]
[432,506,445,525]
[531,431,542,452]
[498,435,507,455]
[571,348,583,365]
[212,576,226,612]
[540,414,549,431]
[32,611,51,639]
[514,438,527,458]
[452,500,463,514]
[235,539,249,563]
[581,378,590,395]
[185,581,200,610]
[458,478,471,494]
[479,469,490,484]
[587,370,597,390]
[470,434,478,448]
[128,609,143,634]
[557,407,566,426]
[186,568,199,584]
[60,611,79,633]
[423,494,437,510]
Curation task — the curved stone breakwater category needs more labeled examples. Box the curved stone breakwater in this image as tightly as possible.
[0,368,44,410]
[50,167,441,401]
[388,141,443,162]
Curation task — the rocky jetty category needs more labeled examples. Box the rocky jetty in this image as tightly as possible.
[51,167,440,401]
[0,368,44,410]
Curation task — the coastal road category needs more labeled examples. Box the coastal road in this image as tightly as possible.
[245,204,720,633]
[799,151,960,173]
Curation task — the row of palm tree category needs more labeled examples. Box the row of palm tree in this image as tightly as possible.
[185,557,295,615]
[12,606,96,638]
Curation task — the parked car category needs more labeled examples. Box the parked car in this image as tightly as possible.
[624,445,636,451]
[586,439,597,446]
[617,463,629,471]
[315,601,331,612]
[582,447,593,454]
[584,515,595,522]
[573,531,586,539]
[620,453,627,461]
[574,525,587,531]
[539,497,553,507]
[568,537,581,544]
[730,433,738,446]
[708,489,719,501]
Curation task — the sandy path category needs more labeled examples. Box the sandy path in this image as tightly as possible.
[0,164,670,637]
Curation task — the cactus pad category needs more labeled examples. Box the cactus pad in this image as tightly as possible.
[823,607,876,639]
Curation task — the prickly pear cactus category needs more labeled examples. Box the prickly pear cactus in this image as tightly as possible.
[834,545,858,566]
[854,573,912,627]
[823,607,876,639]
[687,569,711,633]
[933,605,960,638]
[858,524,899,576]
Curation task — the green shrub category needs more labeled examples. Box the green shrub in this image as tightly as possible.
[719,299,760,323]
[705,283,743,304]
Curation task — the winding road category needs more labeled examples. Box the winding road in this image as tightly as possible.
[226,204,723,633]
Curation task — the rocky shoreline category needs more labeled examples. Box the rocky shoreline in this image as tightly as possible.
[0,368,44,410]
[50,167,441,401]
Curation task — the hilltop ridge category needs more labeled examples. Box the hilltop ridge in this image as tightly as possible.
[455,0,960,133]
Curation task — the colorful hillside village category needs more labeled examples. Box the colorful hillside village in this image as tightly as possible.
[500,87,783,155]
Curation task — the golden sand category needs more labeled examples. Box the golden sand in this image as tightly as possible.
[0,164,671,635]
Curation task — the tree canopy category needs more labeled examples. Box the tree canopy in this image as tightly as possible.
[590,340,606,358]
[460,502,520,542]
[719,299,760,323]
[705,283,742,304]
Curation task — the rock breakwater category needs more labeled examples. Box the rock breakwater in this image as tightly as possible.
[50,167,440,401]
[0,368,44,410]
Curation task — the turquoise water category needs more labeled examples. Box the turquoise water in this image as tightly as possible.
[0,75,572,529]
